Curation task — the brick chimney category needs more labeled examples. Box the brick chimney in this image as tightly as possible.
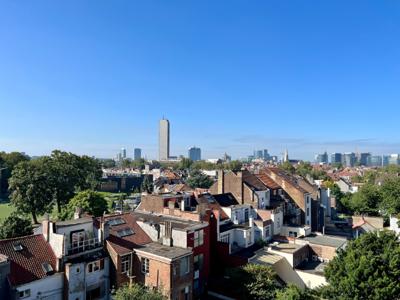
[217,170,224,194]
[42,214,50,242]
[162,221,173,247]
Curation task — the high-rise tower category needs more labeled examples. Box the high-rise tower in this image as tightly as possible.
[159,118,170,161]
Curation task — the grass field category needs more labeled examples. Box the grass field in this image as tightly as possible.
[0,202,16,220]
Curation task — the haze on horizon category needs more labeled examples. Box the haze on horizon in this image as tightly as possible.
[1,1,400,160]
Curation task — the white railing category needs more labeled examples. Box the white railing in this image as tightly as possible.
[67,238,101,255]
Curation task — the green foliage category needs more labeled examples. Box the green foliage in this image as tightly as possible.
[186,169,214,189]
[0,212,33,239]
[141,176,153,193]
[60,190,108,220]
[9,159,54,223]
[100,159,116,168]
[324,231,400,300]
[226,264,280,300]
[281,161,295,174]
[276,284,319,300]
[176,158,193,170]
[349,183,382,216]
[379,176,400,215]
[114,283,166,300]
[0,151,30,193]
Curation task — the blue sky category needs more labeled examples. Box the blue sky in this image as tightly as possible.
[1,1,400,160]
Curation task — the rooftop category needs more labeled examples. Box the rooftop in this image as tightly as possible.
[135,242,192,261]
[213,193,239,207]
[55,216,93,227]
[134,211,207,231]
[296,260,328,276]
[269,242,306,254]
[0,235,57,286]
[300,234,348,249]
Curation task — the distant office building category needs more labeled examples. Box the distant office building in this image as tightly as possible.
[159,118,170,161]
[223,153,231,162]
[188,146,201,161]
[263,149,270,161]
[357,153,371,166]
[254,150,263,159]
[283,149,289,162]
[369,155,383,167]
[383,155,390,167]
[315,152,329,164]
[389,154,400,165]
[343,152,356,167]
[121,148,127,159]
[331,153,342,165]
[134,148,142,160]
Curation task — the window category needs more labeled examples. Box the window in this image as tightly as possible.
[108,218,126,226]
[307,207,310,217]
[88,259,104,273]
[42,262,54,274]
[180,256,190,276]
[244,209,249,222]
[117,228,134,237]
[220,234,230,244]
[121,255,130,274]
[265,226,270,238]
[194,254,204,271]
[18,289,30,299]
[194,230,204,247]
[141,258,150,275]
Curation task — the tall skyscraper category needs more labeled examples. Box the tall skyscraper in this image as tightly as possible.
[315,152,328,164]
[331,153,342,165]
[159,118,170,161]
[121,148,127,159]
[263,149,270,161]
[188,146,201,161]
[283,149,289,162]
[134,148,142,160]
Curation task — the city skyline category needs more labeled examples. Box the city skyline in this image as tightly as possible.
[2,2,400,160]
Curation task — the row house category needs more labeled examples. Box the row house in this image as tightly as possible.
[96,212,193,299]
[0,212,110,300]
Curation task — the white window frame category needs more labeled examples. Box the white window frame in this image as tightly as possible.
[121,255,130,274]
[141,257,150,275]
[194,229,204,247]
[18,289,30,299]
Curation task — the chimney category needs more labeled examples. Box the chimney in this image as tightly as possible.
[74,207,83,220]
[42,214,50,242]
[162,221,173,247]
[101,220,110,242]
[217,170,224,194]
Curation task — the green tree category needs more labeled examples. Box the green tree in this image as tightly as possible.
[0,151,30,192]
[114,283,166,300]
[0,212,33,239]
[186,169,214,189]
[61,190,108,220]
[349,183,382,216]
[324,231,400,300]
[276,284,319,300]
[176,158,193,170]
[48,150,102,213]
[281,161,295,174]
[226,264,280,300]
[8,159,54,223]
[380,176,400,216]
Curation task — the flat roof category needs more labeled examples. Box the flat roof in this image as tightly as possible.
[270,242,306,254]
[135,242,191,261]
[55,216,93,227]
[300,234,348,248]
[134,211,207,231]
[296,260,327,276]
[250,250,284,266]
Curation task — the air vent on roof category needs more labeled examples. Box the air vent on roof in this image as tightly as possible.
[42,262,54,275]
[13,243,23,251]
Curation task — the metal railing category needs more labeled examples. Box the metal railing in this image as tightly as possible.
[67,238,102,255]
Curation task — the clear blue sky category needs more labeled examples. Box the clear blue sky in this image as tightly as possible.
[1,1,400,160]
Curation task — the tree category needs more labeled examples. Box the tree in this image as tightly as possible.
[61,190,108,220]
[324,231,400,300]
[226,160,243,171]
[141,176,154,193]
[348,183,382,216]
[186,169,214,189]
[226,264,280,300]
[114,283,166,300]
[8,159,54,223]
[48,150,102,213]
[176,158,193,170]
[0,151,30,193]
[276,284,319,300]
[281,161,295,174]
[0,212,33,239]
[380,177,400,216]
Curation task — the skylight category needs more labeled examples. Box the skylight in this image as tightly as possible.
[108,218,126,226]
[13,243,23,251]
[42,262,54,275]
[117,228,134,237]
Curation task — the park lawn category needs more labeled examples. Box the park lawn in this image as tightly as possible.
[0,202,16,220]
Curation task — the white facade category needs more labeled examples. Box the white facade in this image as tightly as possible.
[159,119,170,161]
[15,273,63,300]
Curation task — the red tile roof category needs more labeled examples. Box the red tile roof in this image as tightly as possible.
[256,173,281,190]
[100,213,153,255]
[0,234,57,286]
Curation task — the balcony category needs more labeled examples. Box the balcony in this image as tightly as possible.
[67,238,102,256]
